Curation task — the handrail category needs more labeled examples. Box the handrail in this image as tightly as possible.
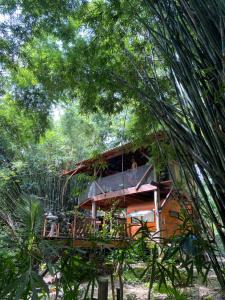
[42,215,127,239]
[79,164,154,204]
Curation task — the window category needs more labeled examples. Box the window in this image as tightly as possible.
[169,210,179,218]
[142,211,155,222]
[131,217,141,224]
[129,210,155,223]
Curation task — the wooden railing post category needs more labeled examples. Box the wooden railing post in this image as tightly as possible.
[43,218,47,237]
[72,213,76,238]
[57,223,60,237]
[98,278,108,300]
[92,201,97,233]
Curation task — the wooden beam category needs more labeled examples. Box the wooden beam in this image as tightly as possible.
[151,180,172,188]
[125,196,145,203]
[126,193,151,201]
[93,183,156,202]
[150,181,161,187]
[72,239,129,249]
[160,187,173,208]
[140,151,151,161]
[135,165,153,190]
[95,181,105,194]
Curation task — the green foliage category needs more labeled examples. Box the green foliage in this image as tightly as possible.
[0,194,98,299]
[124,268,146,284]
[153,283,188,299]
[0,95,47,159]
[0,197,52,299]
[1,0,225,295]
[59,105,108,160]
[105,213,215,300]
[60,253,96,300]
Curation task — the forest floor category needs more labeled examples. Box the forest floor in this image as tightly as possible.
[48,270,224,299]
[95,275,224,300]
[116,268,224,299]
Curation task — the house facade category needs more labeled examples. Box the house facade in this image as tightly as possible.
[62,137,190,240]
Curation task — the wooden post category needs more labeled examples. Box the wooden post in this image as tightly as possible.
[118,268,123,300]
[92,201,97,219]
[110,272,115,300]
[57,223,60,237]
[116,288,121,300]
[98,278,108,300]
[43,218,47,237]
[92,201,97,232]
[72,213,76,238]
[153,168,161,240]
[91,278,95,300]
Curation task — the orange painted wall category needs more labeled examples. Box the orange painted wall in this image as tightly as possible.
[126,197,184,238]
[127,202,155,214]
[126,201,156,237]
[161,198,182,238]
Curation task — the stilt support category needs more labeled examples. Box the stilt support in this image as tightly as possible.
[98,278,108,300]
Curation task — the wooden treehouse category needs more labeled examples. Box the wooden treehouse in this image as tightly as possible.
[42,137,191,248]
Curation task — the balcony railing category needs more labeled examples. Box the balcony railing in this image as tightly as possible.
[42,215,128,240]
[79,164,154,205]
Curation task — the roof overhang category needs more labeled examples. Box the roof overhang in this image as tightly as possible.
[62,131,166,176]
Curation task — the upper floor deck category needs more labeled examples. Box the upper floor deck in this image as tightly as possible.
[63,138,172,208]
[78,163,170,206]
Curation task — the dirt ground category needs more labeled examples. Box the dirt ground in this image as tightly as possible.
[87,274,224,299]
[121,271,224,300]
[47,270,225,299]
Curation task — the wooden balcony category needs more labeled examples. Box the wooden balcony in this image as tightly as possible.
[42,213,130,248]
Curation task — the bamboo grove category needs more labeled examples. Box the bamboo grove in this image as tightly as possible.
[132,0,225,288]
[1,0,225,296]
